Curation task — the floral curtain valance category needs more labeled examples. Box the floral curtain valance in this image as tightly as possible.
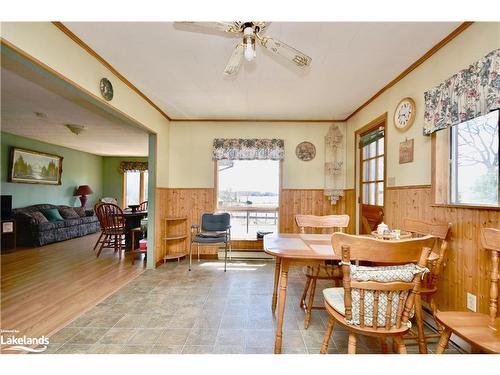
[212,139,284,160]
[423,49,500,135]
[119,161,148,173]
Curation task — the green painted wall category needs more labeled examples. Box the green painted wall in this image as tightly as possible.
[1,132,103,209]
[102,156,148,207]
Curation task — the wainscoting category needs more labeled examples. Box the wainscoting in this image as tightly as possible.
[279,189,355,234]
[154,188,355,263]
[385,185,500,314]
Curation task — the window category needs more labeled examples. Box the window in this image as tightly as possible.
[123,170,148,207]
[449,110,499,206]
[360,128,384,206]
[217,160,280,239]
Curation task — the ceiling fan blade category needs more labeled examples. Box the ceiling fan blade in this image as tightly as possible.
[259,36,312,68]
[224,44,244,75]
[174,21,240,34]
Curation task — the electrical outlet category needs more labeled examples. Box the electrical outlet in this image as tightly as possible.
[467,292,477,312]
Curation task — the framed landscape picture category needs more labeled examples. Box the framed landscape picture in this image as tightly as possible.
[9,147,63,185]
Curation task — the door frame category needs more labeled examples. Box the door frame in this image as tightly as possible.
[354,113,387,233]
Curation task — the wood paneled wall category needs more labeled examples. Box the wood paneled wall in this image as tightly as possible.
[154,188,216,264]
[385,186,500,314]
[154,188,355,262]
[279,189,356,234]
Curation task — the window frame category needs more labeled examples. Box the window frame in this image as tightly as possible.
[214,159,282,238]
[122,170,148,208]
[431,110,500,210]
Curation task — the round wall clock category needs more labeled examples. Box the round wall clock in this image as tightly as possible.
[99,78,113,101]
[295,141,316,161]
[393,97,416,131]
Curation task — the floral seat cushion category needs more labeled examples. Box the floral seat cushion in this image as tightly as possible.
[323,264,427,327]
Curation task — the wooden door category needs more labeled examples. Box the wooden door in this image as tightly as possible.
[359,125,386,234]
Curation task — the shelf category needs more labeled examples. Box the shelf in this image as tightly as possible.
[164,234,187,241]
[163,253,187,261]
[164,216,188,221]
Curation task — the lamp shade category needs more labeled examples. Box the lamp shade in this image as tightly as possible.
[74,185,94,196]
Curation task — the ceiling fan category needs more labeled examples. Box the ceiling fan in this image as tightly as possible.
[175,22,312,75]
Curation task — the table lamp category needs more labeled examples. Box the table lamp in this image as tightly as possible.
[74,185,94,207]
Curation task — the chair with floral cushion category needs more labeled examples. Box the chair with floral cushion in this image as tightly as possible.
[320,233,435,354]
[295,214,349,328]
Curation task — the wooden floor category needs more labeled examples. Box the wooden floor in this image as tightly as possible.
[0,232,144,344]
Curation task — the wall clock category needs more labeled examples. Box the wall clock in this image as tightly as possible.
[295,141,316,161]
[393,97,416,131]
[99,78,113,101]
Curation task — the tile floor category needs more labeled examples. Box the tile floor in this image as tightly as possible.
[44,259,461,354]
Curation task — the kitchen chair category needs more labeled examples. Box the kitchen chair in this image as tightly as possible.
[138,201,148,211]
[295,214,350,328]
[94,203,126,259]
[100,197,118,206]
[435,227,500,354]
[401,218,452,353]
[189,212,231,272]
[320,233,435,354]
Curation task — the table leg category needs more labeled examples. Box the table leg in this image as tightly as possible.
[271,256,281,313]
[275,258,289,354]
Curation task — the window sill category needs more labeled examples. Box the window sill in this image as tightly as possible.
[431,203,500,211]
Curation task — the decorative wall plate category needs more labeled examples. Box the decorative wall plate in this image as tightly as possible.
[295,141,316,161]
[99,78,113,101]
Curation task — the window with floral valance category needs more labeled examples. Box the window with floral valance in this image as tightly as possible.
[212,138,284,160]
[423,48,500,135]
[119,161,148,173]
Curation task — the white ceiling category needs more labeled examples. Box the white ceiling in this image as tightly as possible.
[64,22,460,120]
[1,67,149,156]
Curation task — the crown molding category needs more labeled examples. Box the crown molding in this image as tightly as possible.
[50,21,473,123]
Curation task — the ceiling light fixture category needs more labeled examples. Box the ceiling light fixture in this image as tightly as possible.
[65,124,86,135]
[243,26,256,61]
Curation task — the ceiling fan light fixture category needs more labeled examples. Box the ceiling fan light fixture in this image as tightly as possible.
[243,26,256,61]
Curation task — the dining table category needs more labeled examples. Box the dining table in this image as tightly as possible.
[122,210,148,250]
[264,232,438,354]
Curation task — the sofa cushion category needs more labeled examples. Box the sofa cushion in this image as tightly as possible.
[58,207,80,219]
[42,208,64,222]
[64,218,84,227]
[38,221,66,231]
[80,216,98,224]
[323,264,427,327]
[31,211,49,224]
[73,207,86,217]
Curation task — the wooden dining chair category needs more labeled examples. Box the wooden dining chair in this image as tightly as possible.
[295,214,350,328]
[94,203,126,259]
[435,227,500,354]
[320,233,435,354]
[138,201,148,211]
[401,218,452,353]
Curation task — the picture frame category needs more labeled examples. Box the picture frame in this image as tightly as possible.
[399,138,414,164]
[8,147,63,185]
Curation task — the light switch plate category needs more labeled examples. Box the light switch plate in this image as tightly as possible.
[467,292,477,312]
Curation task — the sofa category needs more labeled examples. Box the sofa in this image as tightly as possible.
[13,204,100,247]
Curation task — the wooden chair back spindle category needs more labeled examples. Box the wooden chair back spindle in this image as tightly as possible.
[481,227,500,329]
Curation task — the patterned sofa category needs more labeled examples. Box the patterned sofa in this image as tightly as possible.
[13,204,100,247]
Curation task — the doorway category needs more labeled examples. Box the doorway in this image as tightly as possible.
[355,114,386,234]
